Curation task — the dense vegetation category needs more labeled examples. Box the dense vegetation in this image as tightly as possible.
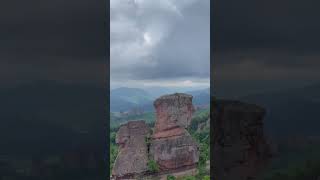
[109,132,118,174]
[259,144,320,180]
[188,108,210,180]
[260,159,320,180]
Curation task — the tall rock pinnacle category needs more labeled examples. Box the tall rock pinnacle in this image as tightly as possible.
[212,100,271,180]
[150,93,199,171]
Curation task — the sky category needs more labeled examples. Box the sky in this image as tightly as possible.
[110,0,210,89]
[3,0,320,95]
[0,0,106,88]
[213,0,320,97]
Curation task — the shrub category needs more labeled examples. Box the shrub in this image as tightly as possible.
[145,136,151,146]
[167,175,176,180]
[110,144,119,173]
[147,160,159,173]
[110,132,117,144]
[182,176,196,180]
[202,175,210,180]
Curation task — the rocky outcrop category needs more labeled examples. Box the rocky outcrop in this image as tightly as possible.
[112,93,200,178]
[153,93,195,134]
[150,93,199,171]
[112,120,150,179]
[212,100,271,180]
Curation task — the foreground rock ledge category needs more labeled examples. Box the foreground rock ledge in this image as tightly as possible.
[212,100,271,180]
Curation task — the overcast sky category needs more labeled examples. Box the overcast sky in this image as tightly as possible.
[110,0,210,89]
[0,0,106,88]
[213,0,320,97]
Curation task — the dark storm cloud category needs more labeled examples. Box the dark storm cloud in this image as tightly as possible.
[0,0,106,86]
[111,0,210,87]
[132,1,210,80]
[213,0,320,96]
[214,0,320,53]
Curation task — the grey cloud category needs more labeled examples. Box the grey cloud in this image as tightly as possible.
[214,49,320,68]
[214,0,320,52]
[213,0,320,97]
[0,0,106,86]
[213,48,320,97]
[111,0,210,85]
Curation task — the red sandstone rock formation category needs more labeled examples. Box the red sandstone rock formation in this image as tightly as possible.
[151,93,199,171]
[212,100,271,180]
[112,120,150,179]
[153,93,195,135]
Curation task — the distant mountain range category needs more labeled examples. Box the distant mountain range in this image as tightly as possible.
[110,87,153,112]
[110,87,210,112]
[0,82,209,155]
[186,88,210,106]
[239,83,320,138]
[0,81,106,156]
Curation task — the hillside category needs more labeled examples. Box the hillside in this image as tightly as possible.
[239,83,320,137]
[0,81,107,179]
[238,83,320,179]
[110,107,209,130]
[110,112,155,129]
[110,87,210,112]
[110,87,153,112]
[0,81,106,155]
[186,88,210,106]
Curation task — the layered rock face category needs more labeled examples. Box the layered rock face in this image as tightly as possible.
[150,93,199,171]
[112,120,150,179]
[212,100,271,180]
[153,93,195,134]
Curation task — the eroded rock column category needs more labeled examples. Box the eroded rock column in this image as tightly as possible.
[150,93,199,171]
[112,120,150,179]
[212,100,271,180]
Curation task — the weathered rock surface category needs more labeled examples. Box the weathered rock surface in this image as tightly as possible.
[151,93,199,171]
[153,93,195,134]
[151,134,199,171]
[212,100,271,180]
[112,120,150,179]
